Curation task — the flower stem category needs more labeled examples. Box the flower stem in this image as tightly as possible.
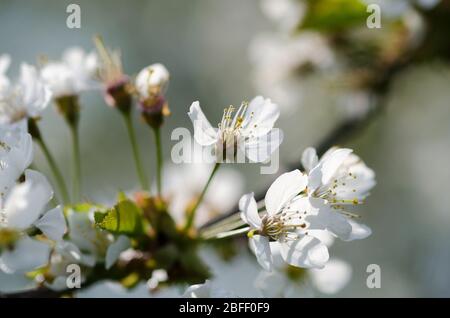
[37,138,70,204]
[123,113,149,190]
[28,118,70,203]
[70,123,81,202]
[183,162,221,232]
[152,126,163,196]
[204,226,250,240]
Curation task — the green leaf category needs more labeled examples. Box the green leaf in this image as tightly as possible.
[299,0,367,32]
[94,199,143,235]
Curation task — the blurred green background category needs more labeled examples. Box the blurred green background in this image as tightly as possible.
[1,0,450,297]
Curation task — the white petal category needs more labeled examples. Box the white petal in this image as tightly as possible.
[249,235,273,271]
[34,206,67,241]
[105,235,131,269]
[0,236,50,273]
[309,148,352,188]
[241,96,280,137]
[4,169,53,229]
[254,270,286,298]
[346,220,372,241]
[280,236,329,269]
[239,192,261,228]
[183,280,212,298]
[0,270,37,293]
[301,147,318,172]
[265,169,307,215]
[240,128,283,163]
[19,63,51,116]
[306,198,352,240]
[188,101,218,146]
[310,258,352,294]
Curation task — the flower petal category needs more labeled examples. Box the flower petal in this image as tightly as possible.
[188,101,218,146]
[310,258,352,294]
[105,235,131,269]
[301,147,318,172]
[265,169,307,215]
[280,235,329,269]
[249,235,273,271]
[4,169,53,229]
[239,192,261,228]
[241,96,280,137]
[346,220,372,241]
[240,128,283,163]
[0,236,50,273]
[309,148,352,189]
[34,206,67,241]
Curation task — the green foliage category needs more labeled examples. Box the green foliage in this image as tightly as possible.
[300,0,368,32]
[94,195,144,236]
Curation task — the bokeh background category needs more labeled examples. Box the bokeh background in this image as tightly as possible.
[1,0,449,297]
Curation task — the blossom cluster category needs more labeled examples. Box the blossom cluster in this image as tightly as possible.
[0,28,376,297]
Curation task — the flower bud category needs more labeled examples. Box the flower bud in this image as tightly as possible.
[135,64,170,129]
[135,63,170,102]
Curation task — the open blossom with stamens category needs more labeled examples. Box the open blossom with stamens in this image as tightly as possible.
[239,170,331,271]
[0,59,51,126]
[40,47,98,98]
[188,96,282,162]
[301,147,374,241]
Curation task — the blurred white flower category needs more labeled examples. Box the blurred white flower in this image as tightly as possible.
[183,280,234,298]
[239,170,331,271]
[0,61,51,126]
[302,147,374,240]
[163,156,244,227]
[77,280,152,298]
[40,47,98,98]
[0,170,66,273]
[256,257,352,297]
[249,32,334,110]
[188,96,282,163]
[147,269,168,290]
[260,0,306,31]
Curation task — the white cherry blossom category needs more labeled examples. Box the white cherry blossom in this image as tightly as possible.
[301,147,374,241]
[188,96,282,163]
[0,61,51,126]
[239,170,331,271]
[40,47,98,98]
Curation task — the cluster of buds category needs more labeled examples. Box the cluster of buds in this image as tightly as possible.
[95,36,170,129]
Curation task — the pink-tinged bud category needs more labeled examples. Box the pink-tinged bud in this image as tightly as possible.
[135,64,171,128]
[104,77,132,114]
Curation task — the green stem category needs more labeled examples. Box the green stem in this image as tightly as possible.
[152,127,163,196]
[36,138,70,204]
[203,226,250,240]
[28,118,70,203]
[70,124,81,202]
[123,113,149,190]
[183,162,221,232]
